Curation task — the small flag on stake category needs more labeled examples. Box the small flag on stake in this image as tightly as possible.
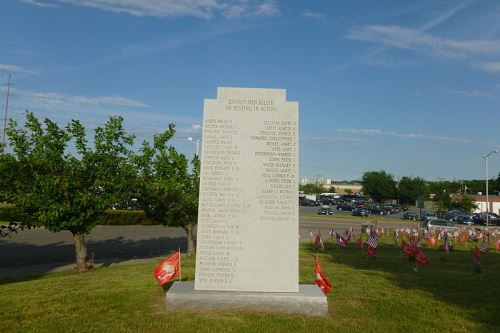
[315,256,332,295]
[153,250,180,286]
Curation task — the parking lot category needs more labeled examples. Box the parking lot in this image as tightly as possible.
[299,204,422,220]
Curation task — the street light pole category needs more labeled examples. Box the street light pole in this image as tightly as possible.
[484,150,498,227]
[188,137,200,156]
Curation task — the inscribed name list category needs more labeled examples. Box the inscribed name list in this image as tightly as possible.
[194,87,299,292]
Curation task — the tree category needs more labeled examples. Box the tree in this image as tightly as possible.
[361,170,396,203]
[398,176,427,205]
[451,195,477,212]
[433,189,451,213]
[299,183,326,194]
[134,124,200,257]
[3,112,134,271]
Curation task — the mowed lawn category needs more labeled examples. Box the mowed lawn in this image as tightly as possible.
[1,235,499,333]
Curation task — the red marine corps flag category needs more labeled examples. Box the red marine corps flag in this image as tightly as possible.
[153,250,181,285]
[315,256,332,295]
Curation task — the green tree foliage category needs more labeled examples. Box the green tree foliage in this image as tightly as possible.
[398,176,427,205]
[2,112,134,271]
[433,189,451,213]
[133,124,200,257]
[299,183,326,194]
[361,170,396,203]
[451,196,478,212]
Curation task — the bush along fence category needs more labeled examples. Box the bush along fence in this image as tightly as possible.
[0,206,157,226]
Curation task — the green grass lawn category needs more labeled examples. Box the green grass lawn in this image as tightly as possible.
[1,235,499,333]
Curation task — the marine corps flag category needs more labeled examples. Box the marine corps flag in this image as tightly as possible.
[153,250,180,285]
[315,256,332,295]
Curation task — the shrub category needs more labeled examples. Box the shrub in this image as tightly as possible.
[0,205,15,222]
[98,210,158,225]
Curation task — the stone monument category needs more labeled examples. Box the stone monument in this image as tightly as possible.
[166,87,327,315]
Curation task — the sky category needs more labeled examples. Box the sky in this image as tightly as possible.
[1,0,499,181]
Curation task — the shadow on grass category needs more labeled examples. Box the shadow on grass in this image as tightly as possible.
[304,239,500,330]
[0,235,189,283]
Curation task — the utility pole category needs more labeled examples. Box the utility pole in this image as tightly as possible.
[484,150,498,227]
[2,73,12,146]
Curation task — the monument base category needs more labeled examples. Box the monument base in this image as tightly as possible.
[166,282,328,316]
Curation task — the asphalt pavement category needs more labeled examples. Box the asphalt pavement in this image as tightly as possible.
[0,207,421,279]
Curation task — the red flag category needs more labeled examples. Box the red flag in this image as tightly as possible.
[458,234,467,243]
[315,256,332,295]
[367,244,377,257]
[401,240,414,257]
[414,246,429,266]
[153,251,180,285]
[357,235,363,250]
[472,246,481,260]
[315,234,325,251]
[427,237,436,246]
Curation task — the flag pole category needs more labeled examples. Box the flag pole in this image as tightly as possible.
[178,247,182,282]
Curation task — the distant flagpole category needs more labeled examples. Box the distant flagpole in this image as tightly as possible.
[178,247,182,282]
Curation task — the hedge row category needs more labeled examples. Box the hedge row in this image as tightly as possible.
[0,205,15,222]
[99,209,159,226]
[0,205,159,226]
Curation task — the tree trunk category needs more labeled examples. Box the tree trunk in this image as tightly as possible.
[185,223,195,257]
[72,232,89,272]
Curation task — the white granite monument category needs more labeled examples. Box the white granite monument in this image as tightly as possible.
[195,87,299,292]
[167,87,327,315]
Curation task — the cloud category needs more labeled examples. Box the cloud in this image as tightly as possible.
[445,89,499,98]
[473,62,500,73]
[336,128,470,143]
[255,0,279,17]
[120,26,240,57]
[6,87,150,109]
[332,1,472,72]
[0,64,39,75]
[300,136,368,149]
[21,0,280,19]
[347,25,500,59]
[20,0,60,8]
[301,10,324,19]
[363,56,418,68]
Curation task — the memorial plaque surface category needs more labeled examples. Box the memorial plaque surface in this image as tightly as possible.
[195,87,299,292]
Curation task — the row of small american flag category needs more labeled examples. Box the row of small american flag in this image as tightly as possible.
[306,225,499,291]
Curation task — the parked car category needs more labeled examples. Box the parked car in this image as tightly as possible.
[387,204,401,213]
[352,208,369,217]
[456,214,474,225]
[337,203,354,211]
[471,212,500,226]
[369,206,386,215]
[420,212,437,222]
[382,205,395,214]
[402,211,419,220]
[299,197,317,206]
[318,206,333,215]
[425,219,457,231]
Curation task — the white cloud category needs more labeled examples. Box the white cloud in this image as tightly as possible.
[301,10,324,19]
[445,89,499,98]
[347,25,500,60]
[336,128,470,143]
[473,62,500,73]
[20,0,60,8]
[21,0,280,19]
[255,0,279,17]
[7,87,150,109]
[0,64,39,75]
[363,56,417,68]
